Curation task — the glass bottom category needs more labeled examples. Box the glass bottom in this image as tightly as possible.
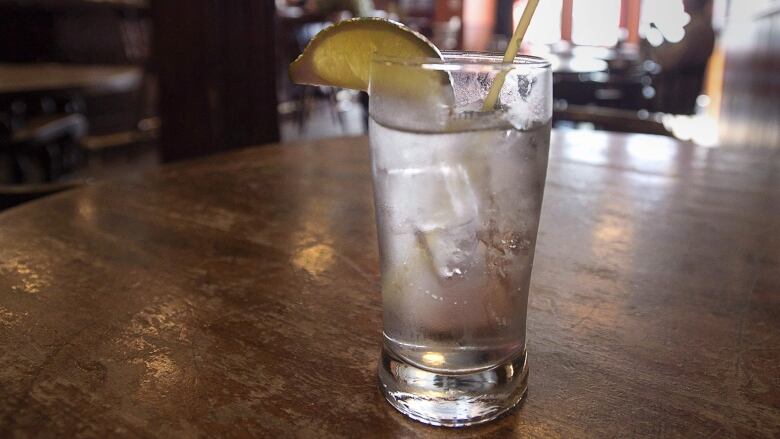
[378,344,528,427]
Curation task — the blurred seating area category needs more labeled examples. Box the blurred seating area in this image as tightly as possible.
[276,0,731,141]
[1,0,778,210]
[0,0,156,207]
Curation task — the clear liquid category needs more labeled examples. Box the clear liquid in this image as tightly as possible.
[370,117,550,374]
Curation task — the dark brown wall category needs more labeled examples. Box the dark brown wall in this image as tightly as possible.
[151,1,279,163]
[719,2,780,149]
[0,2,145,64]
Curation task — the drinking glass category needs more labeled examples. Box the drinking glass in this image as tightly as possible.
[369,52,552,427]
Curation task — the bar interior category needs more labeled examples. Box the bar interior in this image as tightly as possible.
[0,0,778,436]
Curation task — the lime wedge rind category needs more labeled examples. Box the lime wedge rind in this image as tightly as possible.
[289,17,443,92]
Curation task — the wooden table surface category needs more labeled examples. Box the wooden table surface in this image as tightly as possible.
[1,131,779,438]
[0,64,142,95]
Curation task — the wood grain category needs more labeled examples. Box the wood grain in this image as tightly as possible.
[0,132,779,437]
[150,0,279,163]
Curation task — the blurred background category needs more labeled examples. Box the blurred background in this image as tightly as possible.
[0,0,777,209]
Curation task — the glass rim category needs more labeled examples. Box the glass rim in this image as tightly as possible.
[372,51,551,71]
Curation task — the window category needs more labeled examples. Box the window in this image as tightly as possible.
[640,0,689,46]
[571,0,622,46]
[513,0,563,45]
[507,0,641,48]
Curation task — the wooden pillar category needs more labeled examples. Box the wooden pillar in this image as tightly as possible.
[561,0,573,42]
[151,1,279,163]
[493,0,515,39]
[462,0,497,51]
[435,0,465,48]
[621,0,641,44]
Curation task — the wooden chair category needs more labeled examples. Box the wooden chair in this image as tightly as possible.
[7,112,88,182]
[0,110,86,210]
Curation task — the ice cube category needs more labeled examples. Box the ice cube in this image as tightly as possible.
[415,223,476,279]
[413,162,480,279]
[500,70,552,131]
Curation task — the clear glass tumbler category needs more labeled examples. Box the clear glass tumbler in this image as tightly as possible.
[369,52,552,427]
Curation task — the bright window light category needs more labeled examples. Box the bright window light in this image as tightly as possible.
[640,0,689,46]
[571,0,622,46]
[513,0,563,45]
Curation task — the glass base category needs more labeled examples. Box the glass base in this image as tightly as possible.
[378,345,528,427]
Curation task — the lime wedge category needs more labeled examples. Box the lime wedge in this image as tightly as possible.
[289,18,442,92]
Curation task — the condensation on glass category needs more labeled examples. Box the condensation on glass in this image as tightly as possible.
[369,52,552,427]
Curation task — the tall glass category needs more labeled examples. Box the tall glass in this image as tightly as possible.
[369,53,552,427]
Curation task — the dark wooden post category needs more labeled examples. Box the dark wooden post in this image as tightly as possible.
[719,2,780,148]
[493,0,514,40]
[151,1,279,163]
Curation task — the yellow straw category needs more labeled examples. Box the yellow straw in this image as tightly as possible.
[481,0,540,111]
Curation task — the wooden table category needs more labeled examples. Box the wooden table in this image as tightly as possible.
[1,131,779,437]
[0,64,142,96]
